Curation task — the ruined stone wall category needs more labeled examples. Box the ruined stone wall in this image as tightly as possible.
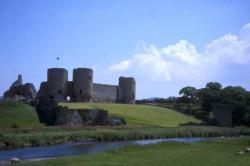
[36,82,48,99]
[93,83,118,102]
[212,104,232,127]
[4,74,37,103]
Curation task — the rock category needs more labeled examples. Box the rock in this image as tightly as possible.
[55,108,83,126]
[9,157,21,164]
[36,98,58,125]
[237,150,244,155]
[109,117,126,126]
[78,109,109,125]
[246,147,250,152]
[92,109,108,125]
[36,98,109,126]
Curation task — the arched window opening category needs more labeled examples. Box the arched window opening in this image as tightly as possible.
[66,96,71,102]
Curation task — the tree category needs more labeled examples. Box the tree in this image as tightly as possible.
[179,86,197,101]
[220,86,250,125]
[178,82,250,126]
[197,82,222,113]
[179,86,197,112]
[206,82,222,91]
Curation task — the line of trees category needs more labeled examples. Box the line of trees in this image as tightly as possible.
[179,82,250,126]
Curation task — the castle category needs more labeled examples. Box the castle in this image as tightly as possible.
[37,68,136,103]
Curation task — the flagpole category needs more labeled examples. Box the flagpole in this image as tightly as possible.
[56,57,60,68]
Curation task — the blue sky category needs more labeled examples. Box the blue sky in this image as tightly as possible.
[1,0,250,99]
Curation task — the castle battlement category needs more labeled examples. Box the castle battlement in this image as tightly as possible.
[37,68,136,103]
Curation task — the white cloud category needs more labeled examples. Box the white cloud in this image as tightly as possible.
[109,60,131,72]
[240,23,250,42]
[109,40,207,81]
[109,23,250,83]
[204,34,250,64]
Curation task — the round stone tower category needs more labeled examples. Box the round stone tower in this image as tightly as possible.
[47,68,68,99]
[73,68,93,102]
[118,77,136,104]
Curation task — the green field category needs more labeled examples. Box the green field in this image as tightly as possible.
[0,100,43,128]
[22,137,250,166]
[0,100,200,129]
[1,100,250,152]
[60,102,200,127]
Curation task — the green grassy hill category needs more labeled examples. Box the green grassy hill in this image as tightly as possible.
[0,100,42,128]
[0,100,200,128]
[60,103,200,127]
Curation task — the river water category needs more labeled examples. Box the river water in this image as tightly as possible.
[0,137,212,161]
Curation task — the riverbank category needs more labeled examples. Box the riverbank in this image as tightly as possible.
[21,136,250,166]
[1,126,250,150]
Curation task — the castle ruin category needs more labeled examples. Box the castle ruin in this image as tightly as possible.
[3,74,37,103]
[37,68,136,103]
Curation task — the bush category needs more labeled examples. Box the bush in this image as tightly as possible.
[10,123,19,128]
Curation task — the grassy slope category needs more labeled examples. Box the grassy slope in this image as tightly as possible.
[60,103,200,127]
[0,100,42,128]
[24,137,250,166]
[0,101,199,128]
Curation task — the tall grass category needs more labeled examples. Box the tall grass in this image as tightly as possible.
[1,126,250,150]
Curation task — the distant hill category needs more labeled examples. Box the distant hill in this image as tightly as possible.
[0,100,43,128]
[0,96,3,100]
[144,97,165,101]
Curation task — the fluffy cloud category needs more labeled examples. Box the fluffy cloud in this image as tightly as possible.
[204,34,250,65]
[109,60,131,71]
[109,23,250,82]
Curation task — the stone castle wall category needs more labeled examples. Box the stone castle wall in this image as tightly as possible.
[93,83,118,102]
[36,68,136,104]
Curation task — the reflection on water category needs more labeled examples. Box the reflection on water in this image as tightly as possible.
[0,137,212,160]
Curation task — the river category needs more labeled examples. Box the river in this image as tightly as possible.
[0,137,214,161]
